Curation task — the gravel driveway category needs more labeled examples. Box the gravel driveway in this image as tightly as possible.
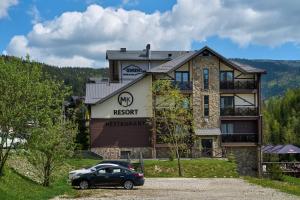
[54,178,300,200]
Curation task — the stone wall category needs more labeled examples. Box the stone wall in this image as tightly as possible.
[92,147,153,159]
[192,55,220,129]
[225,146,259,176]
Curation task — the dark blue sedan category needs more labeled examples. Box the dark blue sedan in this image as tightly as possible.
[71,165,144,190]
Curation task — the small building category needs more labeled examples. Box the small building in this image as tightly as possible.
[85,44,266,175]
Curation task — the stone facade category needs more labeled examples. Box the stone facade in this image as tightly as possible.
[192,55,220,129]
[92,147,153,159]
[225,146,259,176]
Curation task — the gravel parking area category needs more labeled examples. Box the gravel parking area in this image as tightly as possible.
[54,178,300,200]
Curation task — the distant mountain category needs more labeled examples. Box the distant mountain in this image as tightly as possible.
[1,55,300,98]
[232,59,300,98]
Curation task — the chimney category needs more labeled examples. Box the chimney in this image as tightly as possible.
[146,44,151,58]
[120,48,126,52]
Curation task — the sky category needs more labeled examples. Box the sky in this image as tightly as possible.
[1,0,300,68]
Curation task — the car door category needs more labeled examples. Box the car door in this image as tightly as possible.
[93,168,111,186]
[106,167,126,186]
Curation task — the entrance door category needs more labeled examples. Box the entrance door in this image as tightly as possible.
[201,139,213,157]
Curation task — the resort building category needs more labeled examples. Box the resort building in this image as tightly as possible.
[85,44,266,175]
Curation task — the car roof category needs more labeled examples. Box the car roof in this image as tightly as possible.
[101,160,130,164]
[97,165,130,170]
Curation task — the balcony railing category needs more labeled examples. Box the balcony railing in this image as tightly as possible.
[221,133,257,143]
[220,80,257,90]
[172,81,193,91]
[220,107,258,116]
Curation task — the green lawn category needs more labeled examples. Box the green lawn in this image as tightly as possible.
[0,158,100,200]
[245,176,300,197]
[142,159,238,178]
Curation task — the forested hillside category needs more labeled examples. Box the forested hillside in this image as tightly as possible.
[233,59,300,98]
[0,55,108,96]
[263,89,300,146]
[1,55,300,98]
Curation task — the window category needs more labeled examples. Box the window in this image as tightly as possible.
[221,123,234,134]
[220,71,233,82]
[204,95,209,117]
[220,96,234,108]
[112,168,122,174]
[175,71,189,82]
[203,69,209,89]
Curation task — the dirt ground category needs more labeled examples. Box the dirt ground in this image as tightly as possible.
[54,178,300,200]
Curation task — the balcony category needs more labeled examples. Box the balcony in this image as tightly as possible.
[221,133,257,143]
[220,80,257,90]
[172,81,193,92]
[220,107,258,116]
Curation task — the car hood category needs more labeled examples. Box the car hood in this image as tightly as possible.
[69,168,92,175]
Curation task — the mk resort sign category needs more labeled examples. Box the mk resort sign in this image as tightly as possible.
[114,91,138,115]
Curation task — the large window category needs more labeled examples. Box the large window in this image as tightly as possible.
[203,69,209,89]
[220,71,233,82]
[221,123,234,134]
[204,95,209,117]
[220,96,234,108]
[175,71,189,83]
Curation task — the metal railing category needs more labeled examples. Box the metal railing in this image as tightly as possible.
[221,133,258,143]
[220,80,257,90]
[172,81,193,91]
[220,107,258,116]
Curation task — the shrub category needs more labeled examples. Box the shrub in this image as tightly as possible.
[268,163,284,181]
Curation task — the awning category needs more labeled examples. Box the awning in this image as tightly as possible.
[262,144,300,154]
[195,128,221,136]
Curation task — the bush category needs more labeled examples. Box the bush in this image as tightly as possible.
[227,152,236,163]
[268,163,284,181]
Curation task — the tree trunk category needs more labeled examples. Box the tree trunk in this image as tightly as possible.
[175,147,183,177]
[43,157,51,187]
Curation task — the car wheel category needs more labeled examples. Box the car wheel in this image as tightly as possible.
[123,180,134,190]
[79,180,89,190]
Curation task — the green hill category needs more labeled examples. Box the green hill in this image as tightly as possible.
[1,55,300,98]
[232,59,300,98]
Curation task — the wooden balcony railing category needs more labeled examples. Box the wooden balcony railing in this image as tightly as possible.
[221,133,258,143]
[220,107,258,116]
[220,80,257,90]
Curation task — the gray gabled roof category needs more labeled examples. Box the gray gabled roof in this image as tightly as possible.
[150,46,266,74]
[85,74,147,105]
[106,50,189,61]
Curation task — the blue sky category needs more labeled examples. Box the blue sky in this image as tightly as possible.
[1,0,299,67]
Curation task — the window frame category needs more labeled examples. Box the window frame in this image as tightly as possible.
[204,95,209,117]
[175,71,190,83]
[203,68,209,89]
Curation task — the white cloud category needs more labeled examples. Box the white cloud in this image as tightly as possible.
[0,0,18,18]
[5,0,300,67]
[27,5,41,24]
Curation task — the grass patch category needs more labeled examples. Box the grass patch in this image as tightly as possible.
[143,159,238,178]
[245,176,300,197]
[0,158,100,200]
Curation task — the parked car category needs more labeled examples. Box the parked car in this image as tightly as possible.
[69,163,118,180]
[99,160,135,171]
[71,165,144,190]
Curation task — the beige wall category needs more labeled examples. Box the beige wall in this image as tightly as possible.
[91,75,153,118]
[220,61,256,79]
[220,94,257,107]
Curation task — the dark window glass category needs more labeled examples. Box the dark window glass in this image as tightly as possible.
[203,69,209,89]
[204,95,209,116]
[220,96,234,108]
[221,123,234,134]
[220,71,233,82]
[175,71,189,82]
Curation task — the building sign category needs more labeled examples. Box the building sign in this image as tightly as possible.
[122,64,146,80]
[118,92,133,107]
[114,91,138,115]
